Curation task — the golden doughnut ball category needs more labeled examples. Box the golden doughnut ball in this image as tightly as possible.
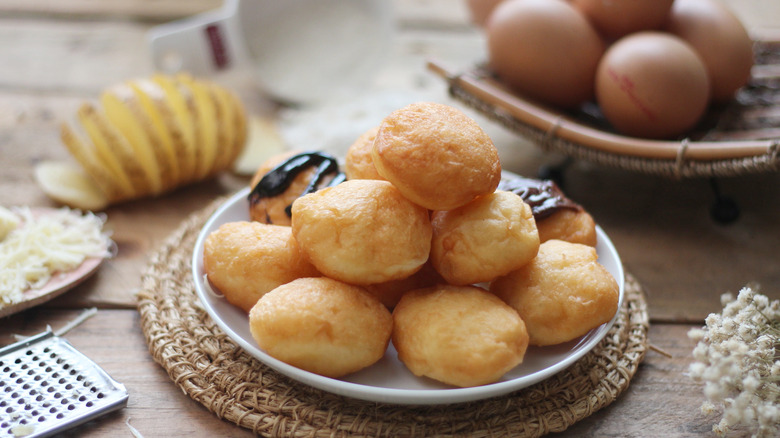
[249,277,393,378]
[291,179,432,285]
[537,209,598,247]
[248,151,310,225]
[490,239,619,346]
[203,221,319,312]
[430,191,540,285]
[344,126,385,181]
[364,260,444,309]
[248,151,343,226]
[372,102,501,211]
[392,284,529,387]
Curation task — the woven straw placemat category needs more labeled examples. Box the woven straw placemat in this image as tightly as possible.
[137,198,649,437]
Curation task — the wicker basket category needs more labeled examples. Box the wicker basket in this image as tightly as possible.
[428,35,780,179]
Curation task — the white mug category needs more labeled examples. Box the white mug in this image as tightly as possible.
[147,0,394,104]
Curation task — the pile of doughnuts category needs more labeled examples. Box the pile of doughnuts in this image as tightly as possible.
[202,102,619,387]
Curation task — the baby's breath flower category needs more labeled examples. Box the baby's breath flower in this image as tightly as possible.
[688,328,706,342]
[688,285,780,437]
[705,381,728,400]
[758,404,780,426]
[706,313,722,328]
[743,375,761,393]
[738,288,756,305]
[722,317,738,333]
[754,295,769,309]
[689,362,706,379]
[701,401,717,416]
[693,343,709,362]
[738,324,758,342]
[756,335,773,351]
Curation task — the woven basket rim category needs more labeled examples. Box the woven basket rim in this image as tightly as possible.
[428,37,780,179]
[136,198,651,437]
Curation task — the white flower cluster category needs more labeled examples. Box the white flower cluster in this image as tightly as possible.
[688,286,780,437]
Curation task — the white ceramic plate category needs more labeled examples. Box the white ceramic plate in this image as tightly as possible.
[192,187,625,405]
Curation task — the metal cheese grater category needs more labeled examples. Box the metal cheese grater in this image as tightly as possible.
[0,330,128,438]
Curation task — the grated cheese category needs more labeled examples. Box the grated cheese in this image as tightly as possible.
[0,205,20,241]
[0,206,111,307]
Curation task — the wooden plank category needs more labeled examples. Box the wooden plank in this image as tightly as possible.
[0,0,472,27]
[395,0,472,30]
[0,310,738,437]
[0,19,154,94]
[0,309,255,437]
[0,0,219,21]
[561,165,780,323]
[564,323,729,437]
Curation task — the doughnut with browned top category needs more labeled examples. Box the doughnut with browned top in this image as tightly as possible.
[291,179,432,285]
[497,175,597,246]
[392,284,529,387]
[203,221,320,312]
[430,191,540,285]
[344,126,385,181]
[364,260,444,309]
[537,209,597,246]
[490,239,619,346]
[248,151,345,226]
[371,102,501,211]
[249,277,393,378]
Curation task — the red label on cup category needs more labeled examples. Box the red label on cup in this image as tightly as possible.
[205,24,229,69]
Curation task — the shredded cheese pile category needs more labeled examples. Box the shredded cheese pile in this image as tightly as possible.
[0,206,111,307]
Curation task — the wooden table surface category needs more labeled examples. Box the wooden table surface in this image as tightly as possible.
[2,1,778,436]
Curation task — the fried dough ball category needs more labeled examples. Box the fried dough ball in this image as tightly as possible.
[372,102,501,211]
[364,260,444,309]
[392,284,529,387]
[248,151,303,225]
[490,239,619,346]
[291,179,432,285]
[344,126,385,181]
[249,277,393,378]
[537,209,598,246]
[203,221,319,313]
[430,191,539,285]
[248,151,344,226]
[496,175,596,246]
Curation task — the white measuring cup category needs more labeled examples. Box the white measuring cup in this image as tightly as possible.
[147,0,394,104]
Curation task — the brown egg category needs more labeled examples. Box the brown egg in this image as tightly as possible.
[571,0,675,40]
[486,0,604,109]
[595,32,710,139]
[665,0,754,102]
